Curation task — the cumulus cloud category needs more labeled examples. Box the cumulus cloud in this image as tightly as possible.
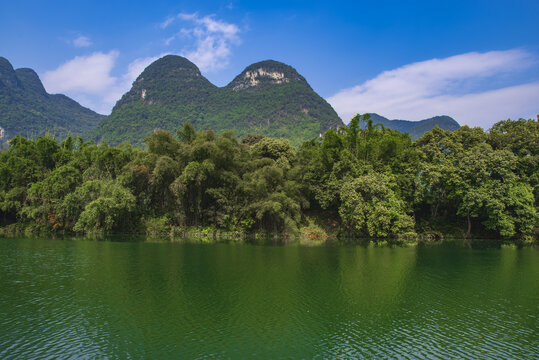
[164,12,241,72]
[72,35,92,47]
[43,51,118,94]
[42,51,159,114]
[327,50,539,129]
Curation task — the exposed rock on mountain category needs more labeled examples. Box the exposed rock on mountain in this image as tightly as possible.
[92,56,343,145]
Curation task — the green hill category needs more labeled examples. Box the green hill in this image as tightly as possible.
[367,113,460,138]
[92,56,343,145]
[0,57,104,144]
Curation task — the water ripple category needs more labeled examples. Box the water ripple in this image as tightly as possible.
[0,238,537,359]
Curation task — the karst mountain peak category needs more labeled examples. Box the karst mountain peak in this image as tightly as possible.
[95,55,343,145]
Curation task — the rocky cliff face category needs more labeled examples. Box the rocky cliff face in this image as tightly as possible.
[228,60,308,91]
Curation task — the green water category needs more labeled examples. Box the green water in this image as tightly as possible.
[0,237,537,359]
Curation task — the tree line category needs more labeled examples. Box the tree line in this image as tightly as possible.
[0,115,537,242]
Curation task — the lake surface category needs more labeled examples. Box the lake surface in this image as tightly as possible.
[0,237,537,359]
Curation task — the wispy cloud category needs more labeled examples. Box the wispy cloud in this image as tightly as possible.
[327,49,539,129]
[42,13,242,113]
[160,17,175,29]
[163,12,241,72]
[72,35,92,48]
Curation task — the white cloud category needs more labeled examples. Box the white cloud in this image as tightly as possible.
[178,13,198,21]
[327,50,539,129]
[164,35,175,46]
[42,51,118,94]
[42,51,160,114]
[165,12,241,72]
[41,13,242,113]
[160,17,175,29]
[72,35,92,47]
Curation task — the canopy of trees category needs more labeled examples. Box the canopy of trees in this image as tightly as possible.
[1,116,537,242]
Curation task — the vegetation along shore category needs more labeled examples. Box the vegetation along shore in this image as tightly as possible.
[1,115,537,245]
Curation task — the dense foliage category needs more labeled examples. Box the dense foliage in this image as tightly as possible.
[0,57,104,146]
[1,116,537,242]
[91,56,343,146]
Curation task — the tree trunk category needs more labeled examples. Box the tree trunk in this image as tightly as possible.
[466,212,472,248]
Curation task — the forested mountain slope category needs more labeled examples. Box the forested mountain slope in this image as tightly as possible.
[92,56,343,145]
[368,113,460,138]
[0,57,104,144]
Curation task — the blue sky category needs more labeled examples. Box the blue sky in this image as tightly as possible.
[1,0,538,128]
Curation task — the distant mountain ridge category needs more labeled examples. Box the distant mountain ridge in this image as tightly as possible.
[367,113,460,138]
[0,54,461,147]
[92,56,344,145]
[0,57,104,144]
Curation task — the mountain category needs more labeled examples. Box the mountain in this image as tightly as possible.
[92,56,343,145]
[0,57,104,144]
[367,113,460,139]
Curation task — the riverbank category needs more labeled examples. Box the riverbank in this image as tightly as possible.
[1,120,537,243]
[1,221,536,248]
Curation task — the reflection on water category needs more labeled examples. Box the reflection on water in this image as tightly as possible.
[0,237,537,358]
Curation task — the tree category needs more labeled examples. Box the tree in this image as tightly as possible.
[145,129,180,157]
[171,159,215,225]
[251,137,296,163]
[455,144,536,240]
[59,180,136,232]
[21,165,82,229]
[176,122,196,144]
[339,172,415,238]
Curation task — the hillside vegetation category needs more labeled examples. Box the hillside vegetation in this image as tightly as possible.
[367,113,460,138]
[92,56,343,146]
[0,57,103,145]
[1,54,461,148]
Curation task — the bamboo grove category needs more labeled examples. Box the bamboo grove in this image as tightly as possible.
[0,115,537,242]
